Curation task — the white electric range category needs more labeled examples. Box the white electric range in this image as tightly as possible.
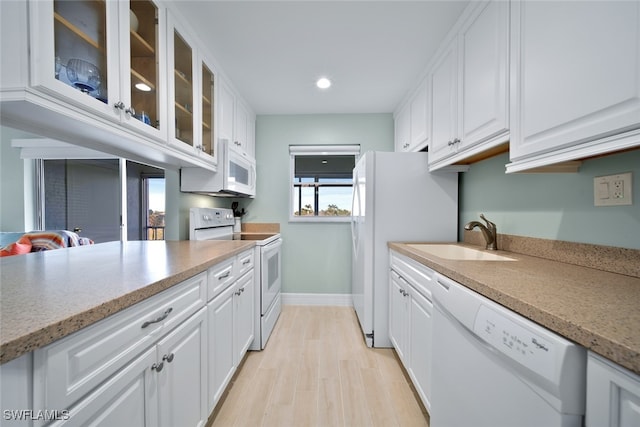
[189,207,282,350]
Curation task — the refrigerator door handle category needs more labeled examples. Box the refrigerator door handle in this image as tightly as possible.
[351,169,360,257]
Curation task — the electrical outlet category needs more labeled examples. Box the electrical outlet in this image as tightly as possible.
[594,172,633,206]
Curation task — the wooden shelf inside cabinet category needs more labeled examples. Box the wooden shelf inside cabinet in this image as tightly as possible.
[174,69,191,86]
[202,121,211,131]
[130,30,154,57]
[131,69,156,91]
[54,12,104,52]
[202,94,212,106]
[175,102,193,117]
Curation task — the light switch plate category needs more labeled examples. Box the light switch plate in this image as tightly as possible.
[594,172,633,206]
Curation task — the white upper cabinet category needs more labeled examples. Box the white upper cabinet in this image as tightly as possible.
[507,0,640,172]
[394,102,411,152]
[218,77,256,158]
[394,78,429,152]
[29,0,168,142]
[428,0,510,170]
[167,12,198,155]
[429,36,459,164]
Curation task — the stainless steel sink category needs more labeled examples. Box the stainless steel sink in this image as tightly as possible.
[407,244,516,261]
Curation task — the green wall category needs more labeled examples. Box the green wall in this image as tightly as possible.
[241,114,394,294]
[460,150,640,249]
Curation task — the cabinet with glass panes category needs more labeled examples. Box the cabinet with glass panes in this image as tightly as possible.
[31,0,167,141]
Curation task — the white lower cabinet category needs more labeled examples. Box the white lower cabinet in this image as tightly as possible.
[207,284,235,409]
[156,307,208,427]
[207,249,255,412]
[49,347,158,427]
[389,250,436,412]
[587,352,640,427]
[407,286,433,410]
[3,251,257,427]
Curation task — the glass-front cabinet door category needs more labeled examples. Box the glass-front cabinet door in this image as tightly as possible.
[120,0,166,140]
[30,0,119,118]
[168,13,197,151]
[29,0,166,140]
[200,60,216,163]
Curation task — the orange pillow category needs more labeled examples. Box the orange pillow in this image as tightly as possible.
[0,236,33,257]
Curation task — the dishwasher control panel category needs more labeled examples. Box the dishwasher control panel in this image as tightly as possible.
[474,304,557,381]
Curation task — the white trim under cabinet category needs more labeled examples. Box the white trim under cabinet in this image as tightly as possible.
[507,0,640,173]
[428,0,510,171]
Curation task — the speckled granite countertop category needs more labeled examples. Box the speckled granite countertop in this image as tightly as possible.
[388,242,640,375]
[0,240,255,365]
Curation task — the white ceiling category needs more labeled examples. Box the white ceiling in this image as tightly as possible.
[175,0,470,115]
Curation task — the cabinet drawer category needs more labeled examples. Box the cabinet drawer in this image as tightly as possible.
[33,272,206,412]
[236,248,254,278]
[390,251,435,300]
[208,257,235,301]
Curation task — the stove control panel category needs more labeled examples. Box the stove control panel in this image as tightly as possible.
[190,207,235,229]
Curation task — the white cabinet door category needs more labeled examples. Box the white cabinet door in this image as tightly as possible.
[234,270,255,365]
[395,78,429,153]
[234,100,249,154]
[49,348,158,427]
[157,307,207,427]
[408,287,433,413]
[167,11,199,155]
[394,103,411,152]
[409,79,429,150]
[29,0,168,141]
[428,0,509,170]
[508,0,640,171]
[429,36,459,164]
[389,271,409,364]
[207,283,235,410]
[458,0,509,151]
[587,352,640,427]
[29,0,121,121]
[198,55,218,163]
[218,79,235,143]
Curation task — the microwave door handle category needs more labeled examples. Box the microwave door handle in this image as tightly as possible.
[251,164,256,191]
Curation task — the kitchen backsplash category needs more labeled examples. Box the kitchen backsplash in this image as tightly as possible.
[463,230,640,278]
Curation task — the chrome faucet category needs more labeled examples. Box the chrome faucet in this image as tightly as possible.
[464,214,497,250]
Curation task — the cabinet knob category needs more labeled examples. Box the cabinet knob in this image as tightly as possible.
[125,106,136,117]
[453,138,461,144]
[447,140,455,146]
[162,353,175,363]
[403,143,409,149]
[114,101,125,111]
[151,362,164,372]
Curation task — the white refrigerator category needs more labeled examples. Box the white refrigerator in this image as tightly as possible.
[351,151,458,347]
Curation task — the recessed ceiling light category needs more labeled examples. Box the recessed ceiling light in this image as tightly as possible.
[135,83,152,92]
[316,77,331,89]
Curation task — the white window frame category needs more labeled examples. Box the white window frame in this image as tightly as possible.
[289,144,360,223]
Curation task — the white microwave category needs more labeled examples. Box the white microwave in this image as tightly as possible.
[180,139,256,198]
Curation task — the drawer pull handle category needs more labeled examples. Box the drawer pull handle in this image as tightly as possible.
[151,362,164,372]
[141,307,173,328]
[162,353,175,363]
[242,259,251,265]
[218,271,231,280]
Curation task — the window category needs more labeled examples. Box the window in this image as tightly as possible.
[142,176,165,240]
[290,145,360,222]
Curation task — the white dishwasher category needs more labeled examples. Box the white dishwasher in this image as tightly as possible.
[431,273,587,427]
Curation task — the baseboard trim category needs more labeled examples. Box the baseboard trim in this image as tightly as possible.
[281,293,353,306]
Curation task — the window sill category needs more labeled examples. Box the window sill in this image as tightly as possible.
[289,216,351,224]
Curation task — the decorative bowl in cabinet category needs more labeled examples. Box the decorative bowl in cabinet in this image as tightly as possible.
[66,59,101,93]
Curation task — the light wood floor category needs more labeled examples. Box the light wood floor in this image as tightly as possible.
[208,305,430,427]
